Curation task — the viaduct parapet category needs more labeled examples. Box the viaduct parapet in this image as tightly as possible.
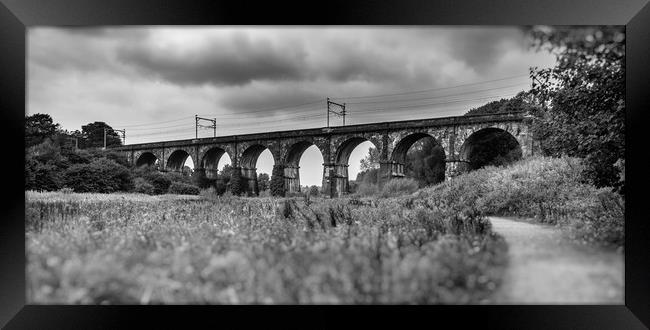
[112,112,538,197]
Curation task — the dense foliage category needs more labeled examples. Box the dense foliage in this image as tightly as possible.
[526,26,625,191]
[25,130,201,196]
[355,138,446,193]
[78,121,123,149]
[25,113,61,148]
[168,181,201,195]
[258,173,270,192]
[63,159,133,193]
[465,91,539,116]
[379,178,420,198]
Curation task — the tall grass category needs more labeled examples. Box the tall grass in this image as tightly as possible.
[26,190,507,304]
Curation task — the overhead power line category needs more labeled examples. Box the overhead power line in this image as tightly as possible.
[110,74,531,129]
[331,74,529,100]
[343,83,528,105]
[113,115,195,128]
[349,92,522,114]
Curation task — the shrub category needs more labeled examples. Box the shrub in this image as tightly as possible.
[355,182,379,197]
[166,171,193,185]
[167,182,200,195]
[215,180,228,196]
[63,158,132,193]
[379,178,419,198]
[134,170,173,195]
[199,186,218,199]
[25,156,63,191]
[192,170,215,189]
[133,177,155,195]
[258,189,271,198]
[564,189,624,247]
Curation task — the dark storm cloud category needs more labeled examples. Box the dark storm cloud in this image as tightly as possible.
[113,29,443,89]
[116,32,309,86]
[447,27,527,73]
[29,27,149,73]
[217,83,323,112]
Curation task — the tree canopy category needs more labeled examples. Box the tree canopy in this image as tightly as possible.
[465,91,539,116]
[526,26,625,190]
[79,122,122,149]
[25,113,60,148]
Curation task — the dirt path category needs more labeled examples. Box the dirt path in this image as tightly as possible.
[488,216,624,304]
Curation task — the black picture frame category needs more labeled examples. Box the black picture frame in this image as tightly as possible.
[1,0,649,328]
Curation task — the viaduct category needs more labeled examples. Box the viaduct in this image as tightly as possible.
[112,112,538,197]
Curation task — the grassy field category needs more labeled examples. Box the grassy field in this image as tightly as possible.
[26,190,508,304]
[27,156,620,304]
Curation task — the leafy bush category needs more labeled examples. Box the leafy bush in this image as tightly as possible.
[192,170,216,189]
[134,177,155,195]
[25,155,63,191]
[379,178,419,198]
[354,182,379,197]
[166,172,194,185]
[63,158,132,193]
[258,189,272,198]
[133,169,172,195]
[199,186,218,199]
[167,182,200,195]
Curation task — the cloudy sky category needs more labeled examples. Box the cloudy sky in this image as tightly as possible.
[27,26,556,186]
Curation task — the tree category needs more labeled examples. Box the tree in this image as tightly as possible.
[25,113,60,148]
[79,122,122,149]
[309,185,320,196]
[258,173,270,192]
[356,168,379,185]
[359,147,381,171]
[213,165,233,195]
[404,139,446,187]
[357,138,445,188]
[526,26,625,190]
[465,91,539,116]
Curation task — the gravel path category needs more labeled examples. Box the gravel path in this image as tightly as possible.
[488,216,624,304]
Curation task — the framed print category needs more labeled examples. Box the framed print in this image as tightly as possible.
[2,0,649,328]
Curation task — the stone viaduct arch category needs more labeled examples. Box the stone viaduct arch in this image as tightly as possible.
[113,112,538,197]
[388,132,446,180]
[135,151,160,168]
